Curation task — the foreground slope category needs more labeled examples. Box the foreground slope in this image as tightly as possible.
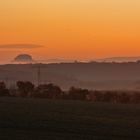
[0,98,140,140]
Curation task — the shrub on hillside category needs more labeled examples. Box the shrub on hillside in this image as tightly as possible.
[0,82,9,96]
[33,83,62,99]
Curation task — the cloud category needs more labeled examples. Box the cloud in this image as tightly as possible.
[0,44,44,49]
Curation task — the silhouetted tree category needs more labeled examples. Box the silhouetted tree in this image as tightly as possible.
[34,83,62,99]
[118,92,131,104]
[131,92,140,104]
[17,81,34,97]
[0,79,139,104]
[0,82,9,96]
[93,90,104,102]
[68,87,89,100]
[103,91,118,103]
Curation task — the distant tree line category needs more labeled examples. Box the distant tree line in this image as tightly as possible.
[1,81,140,104]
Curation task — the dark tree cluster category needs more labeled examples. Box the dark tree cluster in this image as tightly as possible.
[67,87,89,100]
[0,82,9,96]
[0,81,140,104]
[88,91,140,104]
[17,81,34,97]
[33,83,62,99]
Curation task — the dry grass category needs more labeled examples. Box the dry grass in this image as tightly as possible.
[0,97,140,140]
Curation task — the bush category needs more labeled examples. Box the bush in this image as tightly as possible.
[0,82,9,96]
[33,83,62,99]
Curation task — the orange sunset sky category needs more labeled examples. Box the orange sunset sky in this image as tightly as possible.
[0,0,140,63]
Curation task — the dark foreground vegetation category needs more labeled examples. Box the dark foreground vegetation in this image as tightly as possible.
[1,81,140,139]
[0,98,140,140]
[1,81,140,104]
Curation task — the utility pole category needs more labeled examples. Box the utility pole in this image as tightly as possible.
[32,63,43,86]
[37,65,41,86]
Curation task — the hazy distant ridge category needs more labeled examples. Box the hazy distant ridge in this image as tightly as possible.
[96,56,140,62]
[1,62,140,90]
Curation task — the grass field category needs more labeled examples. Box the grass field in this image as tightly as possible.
[0,98,140,140]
